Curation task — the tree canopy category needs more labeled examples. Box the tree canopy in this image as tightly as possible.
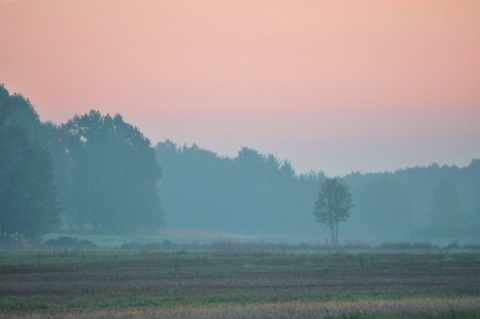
[351,175,414,238]
[1,85,165,238]
[313,177,353,245]
[430,179,463,227]
[156,141,318,236]
[62,110,163,233]
[0,85,59,242]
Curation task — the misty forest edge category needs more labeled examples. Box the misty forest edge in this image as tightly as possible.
[1,84,479,244]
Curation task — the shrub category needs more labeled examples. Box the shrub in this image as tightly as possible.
[44,236,96,248]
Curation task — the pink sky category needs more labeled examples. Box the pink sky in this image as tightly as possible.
[1,0,479,175]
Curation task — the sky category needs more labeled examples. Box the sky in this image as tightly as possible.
[1,0,479,176]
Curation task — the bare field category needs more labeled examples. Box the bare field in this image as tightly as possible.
[1,250,480,318]
[3,297,480,319]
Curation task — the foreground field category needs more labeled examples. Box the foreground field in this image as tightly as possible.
[1,250,479,318]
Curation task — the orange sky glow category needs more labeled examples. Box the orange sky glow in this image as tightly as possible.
[1,0,479,175]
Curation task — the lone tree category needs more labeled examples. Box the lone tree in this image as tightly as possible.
[313,177,353,246]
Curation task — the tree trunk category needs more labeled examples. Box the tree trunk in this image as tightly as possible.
[330,225,335,246]
[335,221,339,246]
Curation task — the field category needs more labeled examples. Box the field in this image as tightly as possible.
[1,244,480,318]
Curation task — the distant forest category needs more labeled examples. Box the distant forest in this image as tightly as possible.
[1,84,479,241]
[157,141,480,239]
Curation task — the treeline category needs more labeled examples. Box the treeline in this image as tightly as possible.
[0,85,162,242]
[156,141,323,237]
[344,163,480,238]
[156,144,480,239]
[2,84,479,241]
[0,87,58,241]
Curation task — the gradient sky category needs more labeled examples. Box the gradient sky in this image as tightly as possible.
[1,0,479,176]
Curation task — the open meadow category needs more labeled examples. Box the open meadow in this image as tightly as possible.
[1,240,480,319]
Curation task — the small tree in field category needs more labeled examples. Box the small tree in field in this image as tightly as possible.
[313,177,353,246]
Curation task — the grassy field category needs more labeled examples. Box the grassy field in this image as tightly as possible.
[1,246,480,318]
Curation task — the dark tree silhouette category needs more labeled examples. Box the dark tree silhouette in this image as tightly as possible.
[62,110,163,233]
[0,85,59,242]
